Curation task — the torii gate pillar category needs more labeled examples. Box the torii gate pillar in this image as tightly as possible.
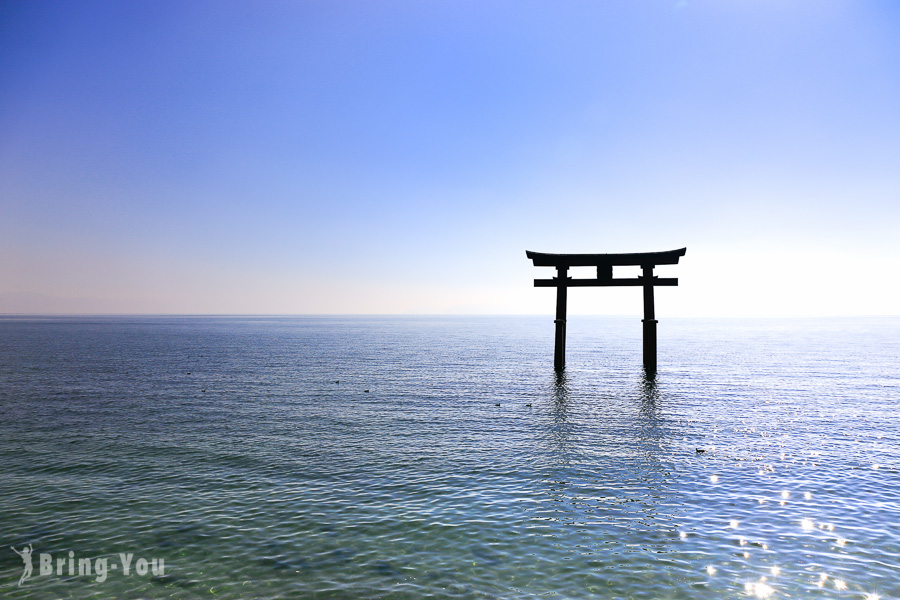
[554,265,568,371]
[526,248,686,373]
[641,264,658,372]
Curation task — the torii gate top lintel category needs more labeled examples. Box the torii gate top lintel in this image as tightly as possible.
[525,247,686,268]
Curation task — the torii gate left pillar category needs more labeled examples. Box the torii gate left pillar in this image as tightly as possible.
[527,248,686,373]
[553,265,568,371]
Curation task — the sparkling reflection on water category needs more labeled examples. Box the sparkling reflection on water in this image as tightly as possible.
[0,316,898,599]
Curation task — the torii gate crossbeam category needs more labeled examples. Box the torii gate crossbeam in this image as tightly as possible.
[526,248,686,372]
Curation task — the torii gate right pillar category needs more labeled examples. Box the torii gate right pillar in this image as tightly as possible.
[641,264,658,373]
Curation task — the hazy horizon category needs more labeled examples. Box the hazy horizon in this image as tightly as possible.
[2,308,898,320]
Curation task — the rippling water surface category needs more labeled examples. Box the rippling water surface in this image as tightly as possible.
[1,316,898,599]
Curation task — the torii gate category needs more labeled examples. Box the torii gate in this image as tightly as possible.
[526,248,686,372]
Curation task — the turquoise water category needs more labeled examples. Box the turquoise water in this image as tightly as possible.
[1,316,898,599]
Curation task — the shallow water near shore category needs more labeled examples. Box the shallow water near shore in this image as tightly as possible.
[1,315,898,599]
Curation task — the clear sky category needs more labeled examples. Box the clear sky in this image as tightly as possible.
[2,0,898,316]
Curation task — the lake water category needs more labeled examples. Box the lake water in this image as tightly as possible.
[1,315,898,599]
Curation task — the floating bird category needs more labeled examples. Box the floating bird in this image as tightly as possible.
[364,389,369,393]
[696,448,707,453]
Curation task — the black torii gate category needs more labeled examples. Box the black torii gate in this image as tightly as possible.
[526,248,686,372]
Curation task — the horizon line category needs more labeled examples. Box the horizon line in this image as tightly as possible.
[1,313,898,319]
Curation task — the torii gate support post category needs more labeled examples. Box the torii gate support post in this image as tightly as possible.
[554,266,568,371]
[641,264,657,373]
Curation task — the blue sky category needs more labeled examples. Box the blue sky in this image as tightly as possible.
[1,0,898,316]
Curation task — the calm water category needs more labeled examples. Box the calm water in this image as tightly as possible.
[0,316,898,599]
